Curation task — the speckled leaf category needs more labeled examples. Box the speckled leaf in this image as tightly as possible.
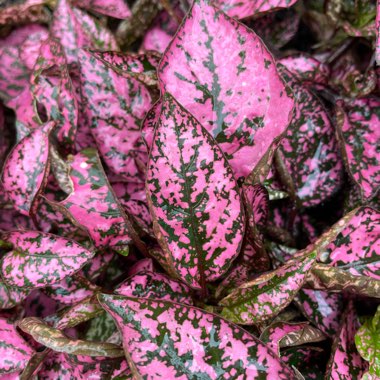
[336,98,380,201]
[146,94,245,290]
[72,0,131,18]
[219,252,316,324]
[1,122,52,216]
[294,289,343,338]
[326,300,368,379]
[376,3,380,65]
[115,270,193,305]
[51,148,142,253]
[0,0,49,27]
[0,230,95,289]
[243,183,269,230]
[99,293,297,379]
[141,100,162,151]
[142,24,174,54]
[355,305,380,377]
[51,0,118,64]
[0,318,34,375]
[0,281,31,309]
[277,64,343,206]
[127,258,154,276]
[18,317,124,357]
[319,207,380,280]
[78,49,152,181]
[31,38,78,149]
[213,0,298,19]
[159,0,294,180]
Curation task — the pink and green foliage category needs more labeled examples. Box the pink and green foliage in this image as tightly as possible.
[99,294,297,379]
[0,231,95,289]
[0,318,34,375]
[159,0,294,180]
[146,93,245,290]
[336,98,380,201]
[0,0,379,377]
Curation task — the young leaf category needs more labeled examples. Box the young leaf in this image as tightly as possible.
[115,270,193,305]
[0,230,95,289]
[0,318,34,375]
[212,0,298,19]
[146,93,245,290]
[77,49,152,182]
[72,0,131,19]
[1,122,53,216]
[319,207,380,280]
[219,252,316,324]
[158,0,294,179]
[18,317,124,358]
[355,306,380,377]
[98,293,297,379]
[326,301,368,379]
[336,98,380,201]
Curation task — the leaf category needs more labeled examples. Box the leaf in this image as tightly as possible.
[158,0,294,179]
[98,293,297,379]
[72,0,131,18]
[212,0,298,19]
[1,122,53,216]
[17,317,124,358]
[0,281,31,309]
[355,305,380,377]
[0,230,95,289]
[243,184,269,229]
[0,0,49,27]
[50,148,144,254]
[335,98,380,201]
[115,270,193,305]
[326,300,368,379]
[0,318,34,375]
[142,24,174,54]
[51,0,118,63]
[146,93,245,290]
[219,252,316,324]
[376,2,380,65]
[294,289,343,338]
[77,49,152,182]
[277,64,343,206]
[319,207,380,280]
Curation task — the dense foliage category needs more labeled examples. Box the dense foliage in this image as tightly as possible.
[0,0,379,378]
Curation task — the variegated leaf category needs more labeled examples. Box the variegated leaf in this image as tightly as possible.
[355,305,380,377]
[326,300,368,379]
[115,270,193,305]
[0,318,34,375]
[1,123,53,216]
[158,0,294,180]
[0,230,95,289]
[146,93,245,290]
[336,98,380,201]
[220,252,316,324]
[99,293,297,379]
[0,281,31,309]
[77,49,152,181]
[17,317,124,358]
[72,0,131,18]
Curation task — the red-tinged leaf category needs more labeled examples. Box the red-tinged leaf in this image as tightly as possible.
[279,54,330,85]
[336,98,380,201]
[50,148,141,253]
[294,289,343,338]
[98,293,297,379]
[243,183,269,230]
[277,64,343,206]
[219,252,316,324]
[44,275,99,305]
[326,301,368,379]
[127,258,154,277]
[319,207,380,280]
[31,38,78,149]
[51,0,118,63]
[0,230,95,289]
[146,93,245,290]
[89,50,160,88]
[0,318,34,375]
[18,317,124,357]
[213,0,298,19]
[158,0,294,180]
[115,270,193,305]
[1,122,53,216]
[78,49,152,182]
[72,0,131,18]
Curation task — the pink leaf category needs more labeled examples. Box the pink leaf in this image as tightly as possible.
[72,0,131,19]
